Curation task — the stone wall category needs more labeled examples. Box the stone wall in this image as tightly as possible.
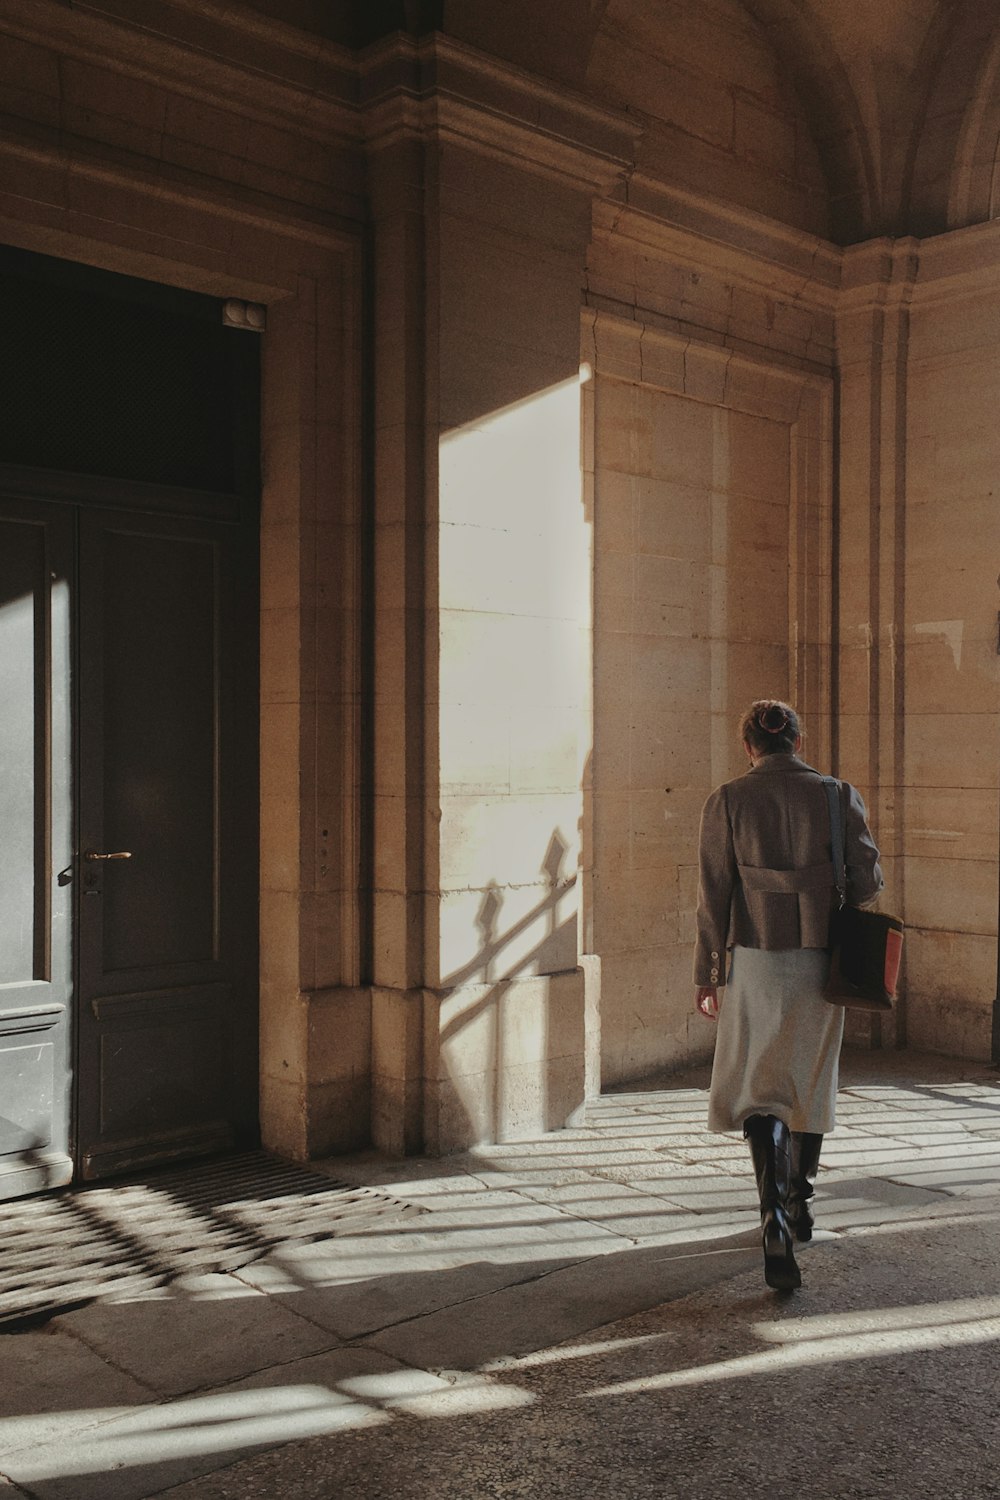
[365,55,635,1151]
[2,0,999,1163]
[838,228,1000,1063]
[903,232,1000,1057]
[585,288,834,1085]
[587,0,830,236]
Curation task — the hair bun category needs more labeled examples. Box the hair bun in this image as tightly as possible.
[756,704,789,735]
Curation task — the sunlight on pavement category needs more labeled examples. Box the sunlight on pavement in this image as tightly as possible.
[579,1303,1000,1396]
[481,1333,665,1371]
[754,1293,1000,1342]
[0,1370,536,1486]
[0,1388,389,1482]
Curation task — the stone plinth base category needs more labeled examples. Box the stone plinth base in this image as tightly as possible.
[260,986,372,1160]
[372,968,591,1155]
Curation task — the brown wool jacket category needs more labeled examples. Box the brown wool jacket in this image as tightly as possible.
[693,753,883,987]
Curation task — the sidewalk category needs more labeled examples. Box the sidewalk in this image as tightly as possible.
[3,1048,1000,1499]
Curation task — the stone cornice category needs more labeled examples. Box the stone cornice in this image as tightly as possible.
[592,189,843,315]
[908,217,1000,308]
[0,115,359,281]
[838,238,920,314]
[13,0,995,327]
[1,0,361,145]
[360,34,638,193]
[583,308,831,424]
[623,178,842,288]
[2,6,637,194]
[841,222,1000,314]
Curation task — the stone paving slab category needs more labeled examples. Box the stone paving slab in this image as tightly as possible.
[880,1163,1000,1192]
[586,1159,734,1186]
[149,1191,1000,1500]
[655,1136,761,1164]
[3,1048,1000,1500]
[364,1235,763,1373]
[0,1331,153,1456]
[233,1245,589,1342]
[600,1207,761,1246]
[597,1180,754,1214]
[510,1181,729,1240]
[54,1273,340,1398]
[819,1139,1000,1169]
[276,1215,626,1267]
[843,1124,982,1142]
[0,1347,447,1500]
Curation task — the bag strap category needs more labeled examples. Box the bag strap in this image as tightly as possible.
[822,776,846,908]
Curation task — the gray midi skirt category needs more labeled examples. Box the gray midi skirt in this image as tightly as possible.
[707,945,844,1135]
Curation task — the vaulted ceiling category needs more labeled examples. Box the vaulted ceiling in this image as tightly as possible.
[742,0,1000,240]
[247,0,1000,244]
[440,0,1000,244]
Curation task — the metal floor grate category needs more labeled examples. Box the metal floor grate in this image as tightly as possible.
[0,1152,423,1329]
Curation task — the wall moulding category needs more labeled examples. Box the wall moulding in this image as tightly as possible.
[585,304,835,770]
[361,34,638,193]
[362,32,638,154]
[843,221,1000,316]
[582,308,832,424]
[1,0,361,148]
[363,94,633,195]
[0,124,361,298]
[838,237,919,320]
[592,188,842,315]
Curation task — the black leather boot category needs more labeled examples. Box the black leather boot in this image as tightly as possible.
[788,1131,823,1242]
[743,1114,801,1291]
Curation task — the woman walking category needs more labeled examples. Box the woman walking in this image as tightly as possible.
[693,700,883,1290]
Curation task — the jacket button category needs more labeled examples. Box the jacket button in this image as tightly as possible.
[711,951,719,960]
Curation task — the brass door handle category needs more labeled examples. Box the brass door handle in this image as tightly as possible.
[84,850,132,861]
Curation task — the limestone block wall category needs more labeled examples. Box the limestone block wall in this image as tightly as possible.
[422,120,634,1148]
[902,230,1000,1058]
[837,230,1000,1063]
[592,374,783,1081]
[366,53,636,1152]
[7,2,1000,1161]
[584,268,834,1085]
[586,0,829,237]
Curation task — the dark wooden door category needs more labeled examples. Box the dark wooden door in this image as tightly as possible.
[76,505,258,1178]
[0,494,258,1196]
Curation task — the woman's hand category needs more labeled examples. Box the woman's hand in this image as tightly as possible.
[695,986,720,1020]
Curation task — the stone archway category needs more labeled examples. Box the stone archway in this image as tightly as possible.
[739,0,877,243]
[907,0,1000,234]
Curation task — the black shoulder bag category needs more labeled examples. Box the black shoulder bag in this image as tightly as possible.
[822,777,903,1012]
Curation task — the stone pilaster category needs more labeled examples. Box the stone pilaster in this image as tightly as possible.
[836,238,917,1048]
[363,35,635,1150]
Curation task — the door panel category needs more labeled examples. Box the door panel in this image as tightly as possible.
[98,528,218,972]
[0,502,74,1196]
[77,507,258,1179]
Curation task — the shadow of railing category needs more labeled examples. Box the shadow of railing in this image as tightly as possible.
[0,1153,424,1330]
[438,829,581,1142]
